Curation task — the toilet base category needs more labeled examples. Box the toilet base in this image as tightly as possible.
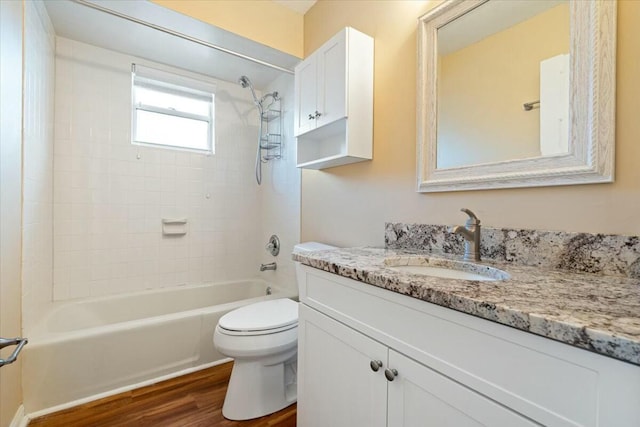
[222,352,298,420]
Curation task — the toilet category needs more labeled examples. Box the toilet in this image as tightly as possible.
[213,242,336,421]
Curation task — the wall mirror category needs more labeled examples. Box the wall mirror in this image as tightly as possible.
[417,0,616,192]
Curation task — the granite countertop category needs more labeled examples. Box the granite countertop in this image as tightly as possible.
[293,247,640,366]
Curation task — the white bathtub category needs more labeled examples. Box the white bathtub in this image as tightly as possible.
[23,280,296,415]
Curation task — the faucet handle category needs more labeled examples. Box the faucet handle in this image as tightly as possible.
[460,208,480,225]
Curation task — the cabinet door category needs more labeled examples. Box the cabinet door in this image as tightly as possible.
[294,56,318,136]
[298,304,387,427]
[316,32,346,129]
[387,350,540,427]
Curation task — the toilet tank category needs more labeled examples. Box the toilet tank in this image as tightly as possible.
[293,242,337,254]
[293,242,337,292]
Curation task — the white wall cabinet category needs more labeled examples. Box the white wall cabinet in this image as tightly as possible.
[294,58,319,137]
[294,27,373,169]
[297,266,640,427]
[294,33,346,137]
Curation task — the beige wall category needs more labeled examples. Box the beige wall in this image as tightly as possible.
[301,0,640,247]
[0,0,24,424]
[438,4,569,168]
[152,0,304,58]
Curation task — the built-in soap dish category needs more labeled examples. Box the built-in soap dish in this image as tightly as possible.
[162,218,187,236]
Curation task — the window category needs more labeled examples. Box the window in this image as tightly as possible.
[132,64,215,153]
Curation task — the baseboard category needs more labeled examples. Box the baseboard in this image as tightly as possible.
[9,405,29,427]
[25,358,232,420]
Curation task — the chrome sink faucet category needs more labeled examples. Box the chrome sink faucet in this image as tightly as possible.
[450,208,481,262]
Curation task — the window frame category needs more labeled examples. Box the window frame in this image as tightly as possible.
[131,65,215,154]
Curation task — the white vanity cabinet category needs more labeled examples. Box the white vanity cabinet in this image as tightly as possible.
[386,350,539,426]
[297,266,640,427]
[299,304,536,427]
[298,304,387,427]
[294,27,373,169]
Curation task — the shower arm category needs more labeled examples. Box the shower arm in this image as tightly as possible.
[261,92,279,104]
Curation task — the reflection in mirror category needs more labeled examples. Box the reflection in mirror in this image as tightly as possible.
[436,0,569,169]
[417,0,616,192]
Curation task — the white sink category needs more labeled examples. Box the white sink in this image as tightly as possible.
[384,257,509,282]
[389,265,499,281]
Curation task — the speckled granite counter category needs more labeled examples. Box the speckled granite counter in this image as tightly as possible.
[293,247,640,366]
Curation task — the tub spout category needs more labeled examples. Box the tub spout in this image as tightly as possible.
[260,262,277,271]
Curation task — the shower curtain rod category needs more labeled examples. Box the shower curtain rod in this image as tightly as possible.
[71,0,295,75]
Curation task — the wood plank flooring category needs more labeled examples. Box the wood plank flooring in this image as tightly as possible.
[29,362,296,427]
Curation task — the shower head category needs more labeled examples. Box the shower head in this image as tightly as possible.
[238,75,251,88]
[238,75,260,106]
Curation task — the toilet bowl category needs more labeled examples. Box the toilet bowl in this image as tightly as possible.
[214,298,299,420]
[213,242,336,421]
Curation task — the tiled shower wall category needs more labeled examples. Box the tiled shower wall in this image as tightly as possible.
[22,1,55,333]
[259,73,300,291]
[53,38,266,300]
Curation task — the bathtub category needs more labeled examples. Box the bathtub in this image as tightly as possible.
[22,280,296,415]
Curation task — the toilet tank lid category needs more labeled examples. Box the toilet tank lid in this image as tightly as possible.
[293,242,337,253]
[218,298,298,332]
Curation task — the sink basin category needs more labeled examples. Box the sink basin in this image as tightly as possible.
[384,257,509,282]
[389,265,498,281]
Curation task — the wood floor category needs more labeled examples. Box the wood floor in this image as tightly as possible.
[29,362,296,427]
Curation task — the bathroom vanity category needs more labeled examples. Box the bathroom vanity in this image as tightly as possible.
[294,247,640,426]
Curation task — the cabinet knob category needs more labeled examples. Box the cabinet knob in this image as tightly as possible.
[370,360,383,372]
[314,111,322,118]
[308,113,315,120]
[384,368,398,381]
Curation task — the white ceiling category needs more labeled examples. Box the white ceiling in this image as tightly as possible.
[44,0,301,90]
[272,0,317,15]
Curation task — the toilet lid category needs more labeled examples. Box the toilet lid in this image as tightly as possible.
[218,298,298,333]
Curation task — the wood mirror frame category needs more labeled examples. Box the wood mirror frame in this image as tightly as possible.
[416,0,616,192]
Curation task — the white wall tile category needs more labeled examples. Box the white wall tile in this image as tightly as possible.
[22,0,55,334]
[23,24,300,319]
[52,38,266,300]
[259,74,300,293]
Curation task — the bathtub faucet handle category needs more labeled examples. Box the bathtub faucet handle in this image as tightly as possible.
[265,235,280,256]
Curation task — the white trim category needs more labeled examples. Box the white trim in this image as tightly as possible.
[416,0,616,192]
[25,358,232,420]
[133,63,217,94]
[9,405,28,427]
[131,140,213,155]
[135,103,211,123]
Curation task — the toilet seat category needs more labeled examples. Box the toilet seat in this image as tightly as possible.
[218,298,298,336]
[217,323,297,336]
